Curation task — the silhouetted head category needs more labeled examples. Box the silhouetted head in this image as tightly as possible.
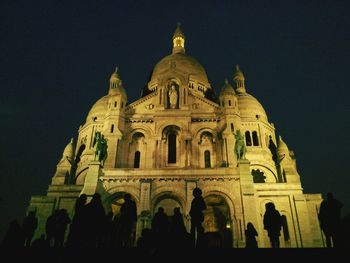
[265,202,275,210]
[158,207,164,213]
[193,187,202,197]
[92,193,101,200]
[79,193,87,201]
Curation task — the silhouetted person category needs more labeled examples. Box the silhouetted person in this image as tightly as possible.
[152,206,169,248]
[245,222,258,248]
[2,219,24,248]
[85,193,106,248]
[318,192,343,248]
[263,202,282,248]
[66,193,88,248]
[189,187,207,247]
[22,210,38,247]
[102,211,115,248]
[137,228,155,252]
[45,209,59,247]
[169,207,189,247]
[54,208,71,248]
[118,193,137,247]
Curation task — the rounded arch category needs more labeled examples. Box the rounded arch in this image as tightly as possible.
[201,190,237,222]
[193,127,218,142]
[103,191,138,218]
[106,185,140,205]
[126,127,153,142]
[250,164,278,183]
[151,191,185,216]
[201,190,236,248]
[157,122,183,137]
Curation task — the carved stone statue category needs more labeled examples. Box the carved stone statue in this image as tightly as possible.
[234,129,247,160]
[93,132,108,166]
[168,83,178,109]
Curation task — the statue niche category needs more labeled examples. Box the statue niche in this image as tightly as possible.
[167,81,179,109]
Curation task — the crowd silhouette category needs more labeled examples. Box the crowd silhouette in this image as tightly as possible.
[1,190,349,250]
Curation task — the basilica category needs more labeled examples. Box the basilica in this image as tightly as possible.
[28,25,325,248]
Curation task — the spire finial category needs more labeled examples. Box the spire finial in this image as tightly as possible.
[115,66,118,73]
[224,78,229,84]
[236,64,240,71]
[177,22,181,27]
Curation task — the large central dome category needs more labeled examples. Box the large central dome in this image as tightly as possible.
[150,52,209,84]
[144,23,213,98]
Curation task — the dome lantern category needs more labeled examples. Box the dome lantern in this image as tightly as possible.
[109,66,127,97]
[109,66,122,89]
[233,64,246,94]
[172,22,185,54]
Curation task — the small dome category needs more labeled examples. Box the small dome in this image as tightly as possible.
[237,92,268,121]
[86,96,109,122]
[149,52,210,85]
[220,79,235,96]
[63,138,74,160]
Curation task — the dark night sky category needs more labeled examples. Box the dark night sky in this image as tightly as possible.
[0,0,349,240]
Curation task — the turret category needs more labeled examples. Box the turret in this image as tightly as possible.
[52,138,75,185]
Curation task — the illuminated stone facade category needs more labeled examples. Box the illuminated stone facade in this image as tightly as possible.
[28,25,325,248]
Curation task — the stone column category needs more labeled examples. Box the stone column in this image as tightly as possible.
[238,159,259,248]
[185,180,197,231]
[81,160,101,201]
[136,179,152,240]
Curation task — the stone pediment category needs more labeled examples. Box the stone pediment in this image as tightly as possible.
[125,92,158,115]
[188,91,220,113]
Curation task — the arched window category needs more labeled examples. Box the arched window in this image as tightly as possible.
[114,101,117,108]
[111,124,114,133]
[228,100,231,106]
[168,133,176,163]
[204,150,211,168]
[230,123,234,132]
[134,151,140,168]
[252,131,259,146]
[245,131,252,146]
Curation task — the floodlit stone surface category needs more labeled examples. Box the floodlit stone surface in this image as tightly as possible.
[28,25,324,248]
